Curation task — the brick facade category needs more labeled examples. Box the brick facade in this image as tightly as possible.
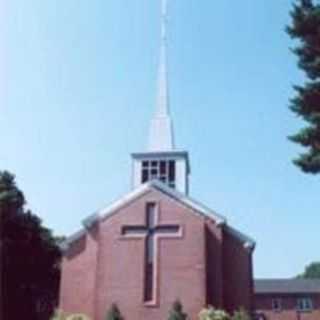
[59,185,254,320]
[255,293,320,320]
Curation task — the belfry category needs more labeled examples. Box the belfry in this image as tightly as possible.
[59,2,255,320]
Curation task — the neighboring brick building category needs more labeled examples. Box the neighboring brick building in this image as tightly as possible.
[254,279,320,320]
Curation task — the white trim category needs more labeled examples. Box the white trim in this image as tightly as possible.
[226,225,256,250]
[62,180,255,251]
[99,180,227,225]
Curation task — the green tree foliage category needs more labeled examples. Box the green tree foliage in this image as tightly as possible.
[298,261,320,278]
[168,300,187,320]
[106,303,124,320]
[0,171,62,320]
[287,0,320,173]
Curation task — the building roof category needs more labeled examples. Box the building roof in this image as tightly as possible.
[61,180,255,252]
[255,279,320,294]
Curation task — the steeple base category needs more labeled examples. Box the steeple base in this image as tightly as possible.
[131,151,190,195]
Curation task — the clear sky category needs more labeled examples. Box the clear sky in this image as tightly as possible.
[1,0,319,278]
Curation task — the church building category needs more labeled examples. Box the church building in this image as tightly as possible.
[59,2,256,319]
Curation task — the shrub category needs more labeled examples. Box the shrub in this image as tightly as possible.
[168,300,187,320]
[66,314,91,320]
[106,303,124,320]
[50,310,91,320]
[51,309,67,320]
[231,309,251,320]
[199,306,230,320]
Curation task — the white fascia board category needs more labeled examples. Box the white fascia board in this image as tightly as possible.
[225,225,256,251]
[64,180,228,248]
[98,182,153,221]
[150,180,227,225]
[60,229,86,253]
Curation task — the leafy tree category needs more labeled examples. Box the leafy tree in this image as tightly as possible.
[287,0,320,173]
[106,303,123,320]
[298,261,320,278]
[0,171,62,320]
[168,300,187,320]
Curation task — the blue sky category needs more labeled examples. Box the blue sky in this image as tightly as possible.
[1,0,319,278]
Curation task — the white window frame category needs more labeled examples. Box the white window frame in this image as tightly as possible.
[297,297,313,312]
[141,160,176,188]
[271,298,282,312]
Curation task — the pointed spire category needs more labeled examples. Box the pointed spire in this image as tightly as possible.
[148,0,175,152]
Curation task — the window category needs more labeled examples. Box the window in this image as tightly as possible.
[272,298,282,312]
[144,203,156,302]
[297,298,313,312]
[142,169,149,183]
[140,160,176,189]
[168,160,175,182]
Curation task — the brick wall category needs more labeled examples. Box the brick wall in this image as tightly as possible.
[222,229,254,313]
[59,226,99,319]
[205,220,224,308]
[255,294,320,320]
[59,187,254,320]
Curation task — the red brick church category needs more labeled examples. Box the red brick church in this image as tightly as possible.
[59,2,319,320]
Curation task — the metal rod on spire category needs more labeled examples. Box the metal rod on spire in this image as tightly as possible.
[161,0,168,42]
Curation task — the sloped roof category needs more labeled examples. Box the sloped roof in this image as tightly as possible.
[61,180,255,251]
[98,180,226,224]
[255,279,320,294]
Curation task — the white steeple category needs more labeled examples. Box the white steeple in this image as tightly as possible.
[148,0,175,152]
[132,0,190,195]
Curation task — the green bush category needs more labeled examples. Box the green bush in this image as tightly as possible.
[231,309,251,320]
[51,309,67,320]
[199,306,230,320]
[168,300,187,320]
[66,314,91,320]
[50,310,91,320]
[106,303,124,320]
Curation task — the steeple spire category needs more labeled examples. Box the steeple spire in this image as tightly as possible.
[132,0,190,195]
[148,0,175,152]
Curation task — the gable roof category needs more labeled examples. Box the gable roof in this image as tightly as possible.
[255,279,320,294]
[61,180,255,251]
[98,180,226,224]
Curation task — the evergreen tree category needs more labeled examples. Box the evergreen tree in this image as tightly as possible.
[0,171,62,320]
[287,0,320,173]
[168,300,187,320]
[106,303,123,320]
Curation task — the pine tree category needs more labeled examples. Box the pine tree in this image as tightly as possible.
[106,303,124,320]
[287,0,320,173]
[0,171,62,320]
[168,300,187,320]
